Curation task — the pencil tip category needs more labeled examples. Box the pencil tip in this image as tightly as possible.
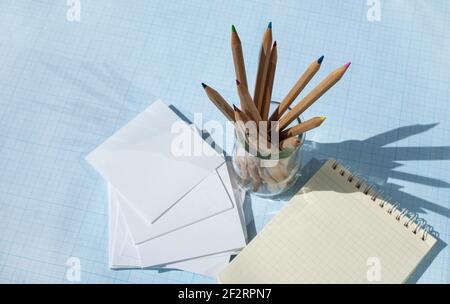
[320,116,327,121]
[273,41,277,47]
[268,21,272,29]
[317,55,324,64]
[201,82,207,88]
[233,104,238,111]
[344,61,351,69]
[231,25,237,33]
[236,79,240,86]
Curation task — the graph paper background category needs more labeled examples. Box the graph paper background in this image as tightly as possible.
[0,0,449,283]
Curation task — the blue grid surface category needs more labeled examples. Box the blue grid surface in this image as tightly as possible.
[0,0,449,283]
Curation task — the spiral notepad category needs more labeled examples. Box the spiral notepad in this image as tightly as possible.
[219,159,437,283]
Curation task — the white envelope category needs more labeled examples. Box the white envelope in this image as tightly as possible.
[93,100,247,277]
[108,161,247,277]
[111,162,247,267]
[86,100,226,224]
[120,158,241,244]
[109,186,236,277]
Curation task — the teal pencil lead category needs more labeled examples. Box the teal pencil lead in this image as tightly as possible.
[317,55,324,64]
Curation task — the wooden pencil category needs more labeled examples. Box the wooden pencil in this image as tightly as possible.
[236,80,262,124]
[233,105,255,146]
[233,104,250,122]
[236,156,249,182]
[234,107,260,189]
[279,62,350,130]
[279,136,301,150]
[258,167,281,192]
[280,116,326,140]
[231,25,248,89]
[253,22,273,113]
[269,56,324,122]
[233,107,251,183]
[201,83,235,121]
[260,41,277,121]
[247,160,262,192]
[234,105,271,157]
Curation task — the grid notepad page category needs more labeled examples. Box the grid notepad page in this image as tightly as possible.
[219,160,437,284]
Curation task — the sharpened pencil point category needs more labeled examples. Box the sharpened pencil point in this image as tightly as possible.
[201,82,207,88]
[231,25,237,33]
[236,79,241,86]
[344,61,351,69]
[320,116,327,121]
[233,104,238,111]
[268,21,272,29]
[273,41,277,47]
[317,55,324,64]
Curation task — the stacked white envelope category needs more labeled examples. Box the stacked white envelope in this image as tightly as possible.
[86,100,247,278]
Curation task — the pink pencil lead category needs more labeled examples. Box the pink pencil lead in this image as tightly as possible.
[344,61,352,69]
[236,79,241,86]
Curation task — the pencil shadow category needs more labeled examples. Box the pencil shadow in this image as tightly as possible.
[272,123,449,281]
[241,193,258,242]
[274,123,450,217]
[305,123,450,218]
[39,58,157,153]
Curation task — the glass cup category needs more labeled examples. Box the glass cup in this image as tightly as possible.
[231,102,305,197]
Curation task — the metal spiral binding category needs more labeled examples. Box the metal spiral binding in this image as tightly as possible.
[330,160,431,242]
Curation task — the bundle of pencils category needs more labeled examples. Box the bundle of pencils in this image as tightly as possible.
[202,22,351,191]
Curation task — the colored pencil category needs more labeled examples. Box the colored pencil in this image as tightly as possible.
[231,25,248,89]
[234,105,272,157]
[233,106,249,141]
[233,106,251,183]
[236,80,262,123]
[260,41,277,121]
[279,136,301,150]
[280,116,326,140]
[248,160,262,192]
[269,55,324,122]
[253,22,273,113]
[201,83,235,121]
[233,106,261,160]
[279,62,350,130]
